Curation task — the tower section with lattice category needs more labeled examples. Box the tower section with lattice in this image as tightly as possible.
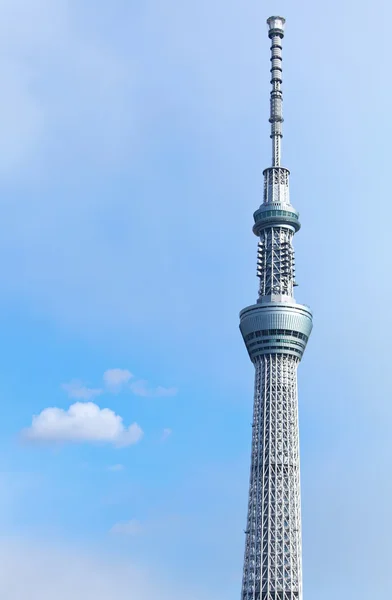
[239,16,313,600]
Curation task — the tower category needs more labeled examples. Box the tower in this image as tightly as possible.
[239,16,312,600]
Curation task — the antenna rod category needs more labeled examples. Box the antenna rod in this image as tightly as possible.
[267,16,285,167]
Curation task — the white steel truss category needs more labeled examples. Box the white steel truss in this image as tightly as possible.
[257,227,295,298]
[241,355,302,600]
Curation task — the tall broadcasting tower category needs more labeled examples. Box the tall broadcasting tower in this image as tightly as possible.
[239,16,313,600]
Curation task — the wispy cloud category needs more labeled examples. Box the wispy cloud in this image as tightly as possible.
[103,368,133,392]
[23,402,143,447]
[130,380,177,398]
[62,369,177,399]
[104,369,177,398]
[161,428,172,441]
[61,380,103,400]
[107,464,125,472]
[110,519,142,536]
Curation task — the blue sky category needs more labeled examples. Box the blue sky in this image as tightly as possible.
[0,0,391,598]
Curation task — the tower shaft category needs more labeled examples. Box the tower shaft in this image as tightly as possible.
[239,16,312,600]
[242,355,302,600]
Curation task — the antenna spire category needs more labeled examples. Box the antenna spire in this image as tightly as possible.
[267,16,285,167]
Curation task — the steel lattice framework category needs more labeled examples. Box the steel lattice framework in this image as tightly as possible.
[239,17,313,600]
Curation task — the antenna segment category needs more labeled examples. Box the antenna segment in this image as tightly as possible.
[267,16,285,167]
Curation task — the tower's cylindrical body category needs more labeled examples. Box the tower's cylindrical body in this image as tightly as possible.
[239,17,312,600]
[243,354,301,599]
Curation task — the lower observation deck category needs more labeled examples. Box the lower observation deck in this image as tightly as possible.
[239,302,313,361]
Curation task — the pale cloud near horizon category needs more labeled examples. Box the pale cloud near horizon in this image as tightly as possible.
[23,402,143,447]
[0,538,209,600]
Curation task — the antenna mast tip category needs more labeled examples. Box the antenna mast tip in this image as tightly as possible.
[266,16,286,36]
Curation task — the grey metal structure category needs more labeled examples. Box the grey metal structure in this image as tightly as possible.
[239,17,312,600]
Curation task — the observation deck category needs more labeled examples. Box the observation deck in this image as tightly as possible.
[240,301,313,361]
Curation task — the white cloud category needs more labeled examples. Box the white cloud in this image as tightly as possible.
[162,428,172,441]
[62,380,103,400]
[103,368,133,391]
[130,380,177,398]
[23,402,143,447]
[110,519,142,536]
